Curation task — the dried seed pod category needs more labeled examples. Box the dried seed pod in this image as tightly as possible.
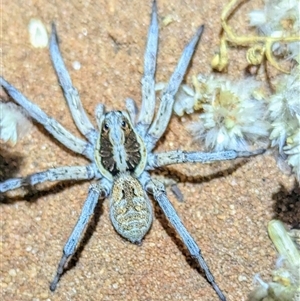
[268,220,300,267]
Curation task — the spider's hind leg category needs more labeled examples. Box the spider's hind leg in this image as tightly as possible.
[141,173,226,301]
[150,170,184,202]
[50,179,111,291]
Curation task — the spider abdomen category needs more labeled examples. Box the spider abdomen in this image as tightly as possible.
[110,173,153,244]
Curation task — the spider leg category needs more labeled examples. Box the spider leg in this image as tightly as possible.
[94,103,105,128]
[125,98,138,124]
[147,149,265,169]
[50,178,111,291]
[50,24,97,143]
[146,25,204,150]
[151,172,184,202]
[0,77,94,160]
[142,173,226,301]
[136,0,159,136]
[0,164,98,193]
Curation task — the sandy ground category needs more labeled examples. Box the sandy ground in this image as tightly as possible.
[0,0,299,300]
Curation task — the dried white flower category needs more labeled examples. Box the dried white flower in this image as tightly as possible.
[173,84,195,116]
[157,75,221,117]
[284,124,300,181]
[249,0,300,60]
[248,220,300,300]
[28,19,48,48]
[72,61,81,70]
[267,66,300,180]
[268,67,300,150]
[0,101,32,145]
[187,76,270,151]
[248,260,300,301]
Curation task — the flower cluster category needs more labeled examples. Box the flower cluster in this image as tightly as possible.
[249,0,300,62]
[172,75,270,152]
[268,66,300,180]
[0,101,32,146]
[169,65,300,180]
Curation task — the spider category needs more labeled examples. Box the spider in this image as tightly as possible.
[0,1,265,300]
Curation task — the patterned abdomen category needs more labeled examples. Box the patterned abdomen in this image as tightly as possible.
[110,173,153,244]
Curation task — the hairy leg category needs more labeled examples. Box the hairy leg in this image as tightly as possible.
[146,25,204,150]
[0,164,97,193]
[0,77,94,160]
[125,98,138,124]
[147,149,265,169]
[50,24,97,143]
[50,179,111,291]
[136,0,159,137]
[142,173,226,301]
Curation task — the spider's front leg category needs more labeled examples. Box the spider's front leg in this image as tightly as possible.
[50,24,97,143]
[141,172,226,301]
[146,25,204,150]
[136,0,159,136]
[50,178,111,291]
[0,77,94,160]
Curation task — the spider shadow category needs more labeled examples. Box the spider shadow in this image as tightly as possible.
[0,147,25,203]
[158,158,248,188]
[153,159,250,282]
[271,180,300,228]
[0,147,23,182]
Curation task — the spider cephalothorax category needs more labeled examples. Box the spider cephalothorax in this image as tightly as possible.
[95,110,147,179]
[0,1,265,300]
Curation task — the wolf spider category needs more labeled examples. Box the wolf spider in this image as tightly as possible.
[0,1,264,300]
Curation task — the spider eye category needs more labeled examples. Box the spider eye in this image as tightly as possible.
[121,120,127,129]
[103,123,109,131]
